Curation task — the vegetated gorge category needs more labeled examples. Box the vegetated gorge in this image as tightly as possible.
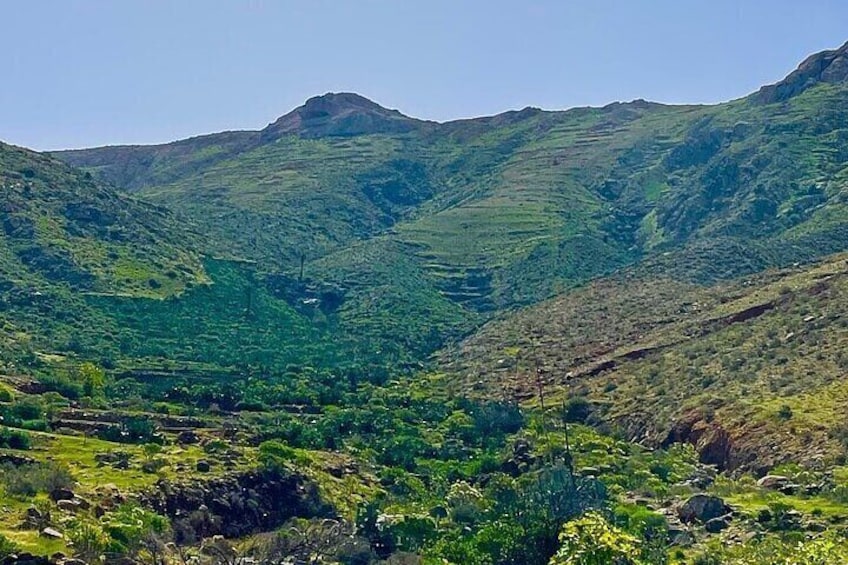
[3,41,848,565]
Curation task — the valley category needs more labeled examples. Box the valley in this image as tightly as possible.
[2,41,848,564]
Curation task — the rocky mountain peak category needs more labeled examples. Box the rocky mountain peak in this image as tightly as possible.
[260,92,426,141]
[754,40,848,104]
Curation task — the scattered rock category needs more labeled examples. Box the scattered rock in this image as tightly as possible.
[1,553,51,565]
[40,527,63,539]
[806,521,827,532]
[49,488,74,502]
[777,509,804,531]
[56,499,82,513]
[705,515,731,533]
[667,527,695,547]
[756,475,790,490]
[177,430,200,445]
[139,468,332,541]
[677,494,731,524]
[20,505,49,530]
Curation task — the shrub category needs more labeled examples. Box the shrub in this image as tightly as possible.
[1,461,74,497]
[66,520,110,560]
[0,534,19,559]
[258,440,297,470]
[102,504,171,555]
[551,512,646,565]
[562,397,593,424]
[0,427,32,450]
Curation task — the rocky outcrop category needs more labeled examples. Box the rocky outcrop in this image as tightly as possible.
[663,412,732,470]
[755,40,848,104]
[139,468,332,541]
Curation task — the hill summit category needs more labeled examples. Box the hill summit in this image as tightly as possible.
[260,92,426,140]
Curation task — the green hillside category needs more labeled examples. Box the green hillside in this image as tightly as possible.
[442,250,848,470]
[58,44,848,326]
[0,40,843,564]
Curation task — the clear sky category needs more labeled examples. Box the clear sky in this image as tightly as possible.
[3,0,847,151]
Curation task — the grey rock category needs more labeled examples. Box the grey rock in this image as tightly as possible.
[677,494,731,524]
[705,516,730,533]
[40,527,63,539]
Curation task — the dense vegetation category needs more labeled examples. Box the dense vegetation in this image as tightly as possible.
[0,42,848,563]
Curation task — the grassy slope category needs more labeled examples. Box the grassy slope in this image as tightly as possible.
[442,251,848,472]
[0,142,206,297]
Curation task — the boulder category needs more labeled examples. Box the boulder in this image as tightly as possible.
[668,527,695,547]
[705,515,731,533]
[756,475,790,490]
[40,527,63,539]
[196,460,211,473]
[177,430,200,445]
[1,553,50,565]
[806,521,827,532]
[24,506,44,522]
[49,488,74,502]
[56,499,82,513]
[664,413,732,470]
[677,494,731,524]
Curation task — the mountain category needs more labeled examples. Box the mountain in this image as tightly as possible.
[46,41,848,415]
[53,44,848,369]
[440,250,848,472]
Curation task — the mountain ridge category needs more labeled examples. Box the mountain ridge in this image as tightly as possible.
[54,40,848,160]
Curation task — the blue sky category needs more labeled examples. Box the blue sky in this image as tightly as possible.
[3,0,847,150]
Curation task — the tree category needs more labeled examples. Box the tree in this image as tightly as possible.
[78,361,106,398]
[549,512,646,565]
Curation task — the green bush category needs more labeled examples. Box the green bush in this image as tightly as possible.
[0,427,32,450]
[0,533,19,559]
[258,440,297,470]
[562,397,593,424]
[1,461,74,497]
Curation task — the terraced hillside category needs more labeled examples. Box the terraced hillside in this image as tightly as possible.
[57,43,848,333]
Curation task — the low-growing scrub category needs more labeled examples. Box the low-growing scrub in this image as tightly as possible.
[0,461,74,497]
